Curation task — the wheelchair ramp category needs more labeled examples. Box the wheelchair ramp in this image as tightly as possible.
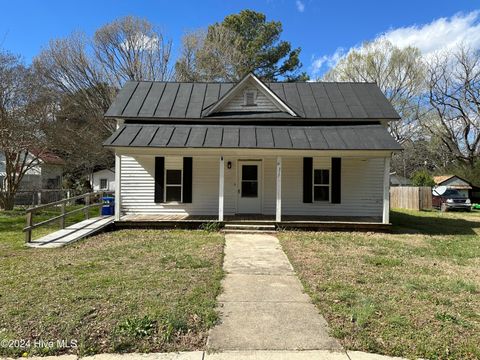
[27,216,114,248]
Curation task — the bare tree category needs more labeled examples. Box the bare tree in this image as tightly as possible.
[427,45,480,168]
[33,16,173,176]
[94,16,173,87]
[323,39,426,143]
[0,50,49,209]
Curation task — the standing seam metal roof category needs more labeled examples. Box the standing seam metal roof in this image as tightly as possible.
[104,124,402,151]
[104,81,400,120]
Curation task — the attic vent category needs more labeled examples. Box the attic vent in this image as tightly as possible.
[244,90,257,106]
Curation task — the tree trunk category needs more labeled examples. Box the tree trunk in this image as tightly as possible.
[1,193,16,210]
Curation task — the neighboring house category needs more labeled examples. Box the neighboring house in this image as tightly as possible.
[433,175,479,200]
[0,150,64,191]
[104,73,402,224]
[390,174,412,187]
[91,168,115,192]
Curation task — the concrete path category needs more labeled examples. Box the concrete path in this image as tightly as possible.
[0,350,411,360]
[207,233,342,351]
[27,216,114,248]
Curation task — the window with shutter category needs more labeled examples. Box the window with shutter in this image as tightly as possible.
[313,169,330,201]
[165,169,182,202]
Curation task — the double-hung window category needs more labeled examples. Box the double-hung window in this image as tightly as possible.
[165,169,182,202]
[313,169,330,202]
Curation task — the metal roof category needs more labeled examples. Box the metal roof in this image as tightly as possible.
[104,124,402,151]
[104,81,400,120]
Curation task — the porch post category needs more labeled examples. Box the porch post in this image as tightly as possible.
[276,156,282,222]
[218,156,224,221]
[114,119,123,222]
[383,156,390,224]
[114,151,121,221]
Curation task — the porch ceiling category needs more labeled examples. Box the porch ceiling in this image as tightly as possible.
[103,124,402,151]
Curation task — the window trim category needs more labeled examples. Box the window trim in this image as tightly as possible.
[99,178,109,190]
[164,168,183,203]
[313,168,331,202]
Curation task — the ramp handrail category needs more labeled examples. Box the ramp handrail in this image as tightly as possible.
[23,192,104,243]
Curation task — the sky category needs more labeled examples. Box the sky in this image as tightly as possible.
[1,0,479,78]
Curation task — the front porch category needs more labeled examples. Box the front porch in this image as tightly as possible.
[116,214,390,231]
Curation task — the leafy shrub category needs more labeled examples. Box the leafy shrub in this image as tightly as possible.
[411,170,435,186]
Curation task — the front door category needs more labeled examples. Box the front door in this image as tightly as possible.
[237,161,262,214]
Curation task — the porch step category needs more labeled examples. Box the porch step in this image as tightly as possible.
[222,224,276,233]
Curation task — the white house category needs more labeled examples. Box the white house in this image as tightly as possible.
[90,168,115,192]
[104,73,402,225]
[0,150,64,191]
[433,175,473,199]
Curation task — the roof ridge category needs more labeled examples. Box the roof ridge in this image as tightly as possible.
[124,80,379,85]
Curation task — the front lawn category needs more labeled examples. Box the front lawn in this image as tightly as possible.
[0,210,224,357]
[278,209,480,360]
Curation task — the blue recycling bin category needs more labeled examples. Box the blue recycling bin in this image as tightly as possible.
[101,196,115,216]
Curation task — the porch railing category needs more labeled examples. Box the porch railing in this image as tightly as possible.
[23,192,104,243]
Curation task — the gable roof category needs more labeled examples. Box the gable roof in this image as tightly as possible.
[29,149,65,166]
[104,78,400,121]
[205,73,298,117]
[433,175,472,187]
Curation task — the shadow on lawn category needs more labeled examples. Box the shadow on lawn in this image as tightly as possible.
[391,210,480,235]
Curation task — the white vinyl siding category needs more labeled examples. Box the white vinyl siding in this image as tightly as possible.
[219,84,280,113]
[120,155,219,215]
[280,157,384,217]
[119,155,384,218]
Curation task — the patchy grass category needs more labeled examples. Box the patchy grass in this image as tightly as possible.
[0,210,224,356]
[278,209,480,360]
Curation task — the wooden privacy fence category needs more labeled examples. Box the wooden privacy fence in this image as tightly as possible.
[23,192,103,243]
[390,186,432,210]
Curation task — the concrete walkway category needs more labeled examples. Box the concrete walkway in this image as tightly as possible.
[27,216,114,248]
[1,350,411,360]
[207,233,342,351]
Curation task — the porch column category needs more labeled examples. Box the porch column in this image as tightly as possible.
[382,156,390,224]
[218,156,224,221]
[114,151,121,221]
[114,119,123,222]
[276,156,282,222]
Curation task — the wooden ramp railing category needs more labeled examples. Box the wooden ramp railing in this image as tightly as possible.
[23,192,104,243]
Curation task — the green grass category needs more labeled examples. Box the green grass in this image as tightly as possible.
[0,210,224,357]
[278,209,480,360]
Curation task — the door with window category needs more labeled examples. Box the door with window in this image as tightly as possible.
[237,161,262,214]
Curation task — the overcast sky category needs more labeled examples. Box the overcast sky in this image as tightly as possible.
[1,0,478,78]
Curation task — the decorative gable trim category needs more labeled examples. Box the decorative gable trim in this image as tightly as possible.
[203,73,298,117]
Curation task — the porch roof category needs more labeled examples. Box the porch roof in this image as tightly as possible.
[103,124,402,151]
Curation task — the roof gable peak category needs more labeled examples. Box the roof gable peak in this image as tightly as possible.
[203,73,298,117]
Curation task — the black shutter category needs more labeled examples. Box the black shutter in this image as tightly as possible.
[303,157,313,203]
[154,157,164,203]
[331,157,341,204]
[183,157,192,203]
